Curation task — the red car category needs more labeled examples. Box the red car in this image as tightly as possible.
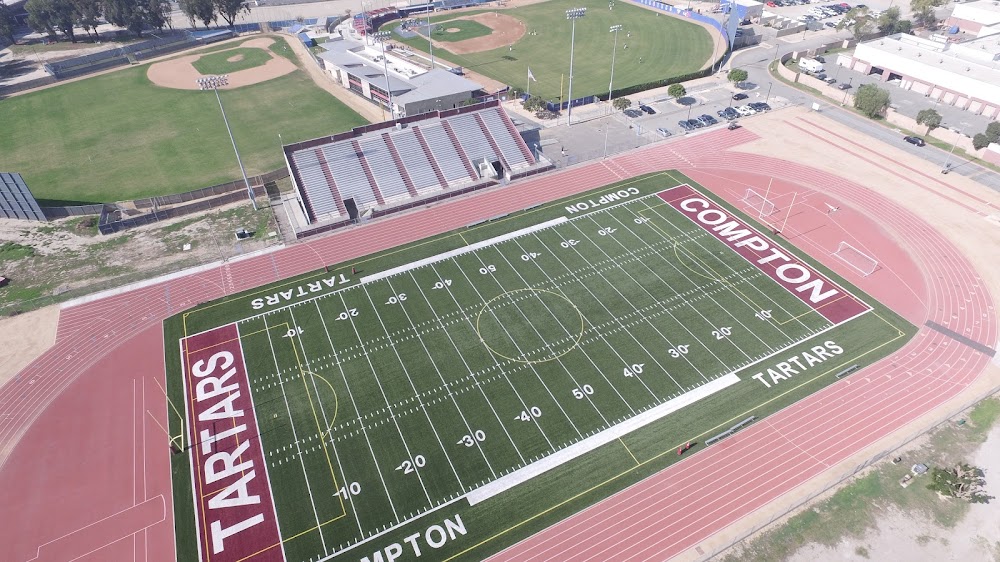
[766,1,776,5]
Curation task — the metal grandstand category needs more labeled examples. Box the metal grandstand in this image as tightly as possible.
[282,101,549,230]
[0,173,46,222]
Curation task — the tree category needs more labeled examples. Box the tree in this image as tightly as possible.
[973,133,991,151]
[985,122,1000,144]
[50,0,78,42]
[179,0,214,28]
[877,6,902,35]
[522,95,546,112]
[0,2,17,44]
[25,0,59,38]
[144,0,170,31]
[916,108,942,135]
[837,7,877,41]
[927,464,994,504]
[72,0,103,39]
[214,0,250,29]
[103,0,147,36]
[853,83,891,118]
[728,68,748,89]
[612,97,632,111]
[667,83,686,99]
[911,0,945,29]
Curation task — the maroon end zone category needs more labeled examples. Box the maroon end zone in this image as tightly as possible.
[659,185,869,324]
[180,323,283,562]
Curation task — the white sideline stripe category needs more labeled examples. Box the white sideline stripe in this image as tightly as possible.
[359,217,569,284]
[465,373,741,506]
[61,243,286,309]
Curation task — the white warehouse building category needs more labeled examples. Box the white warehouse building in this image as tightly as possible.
[946,0,1000,38]
[841,33,1000,118]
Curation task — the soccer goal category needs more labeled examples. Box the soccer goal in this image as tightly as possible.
[742,188,777,217]
[833,241,878,276]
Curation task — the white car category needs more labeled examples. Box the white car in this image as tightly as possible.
[736,105,756,116]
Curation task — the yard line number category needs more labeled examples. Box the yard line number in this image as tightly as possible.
[712,326,733,340]
[336,308,359,321]
[623,363,645,377]
[385,293,407,305]
[516,406,542,422]
[572,385,595,399]
[334,482,361,500]
[396,455,426,474]
[432,279,453,290]
[480,265,497,275]
[457,430,486,447]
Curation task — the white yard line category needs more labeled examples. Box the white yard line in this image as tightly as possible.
[465,373,742,506]
[315,300,400,523]
[263,316,326,555]
[359,217,569,285]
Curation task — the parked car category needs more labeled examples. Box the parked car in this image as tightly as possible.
[678,120,693,131]
[688,119,704,129]
[639,104,656,115]
[838,82,852,90]
[825,21,837,27]
[698,114,719,125]
[815,55,826,63]
[750,102,771,111]
[732,92,749,100]
[904,135,926,147]
[720,107,740,120]
[624,108,643,118]
[824,76,837,84]
[656,127,672,138]
[735,105,755,116]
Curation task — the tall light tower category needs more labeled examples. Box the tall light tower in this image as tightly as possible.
[197,75,257,211]
[565,7,586,126]
[607,24,623,105]
[372,31,395,120]
[404,17,435,69]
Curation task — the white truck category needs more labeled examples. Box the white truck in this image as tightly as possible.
[798,58,825,74]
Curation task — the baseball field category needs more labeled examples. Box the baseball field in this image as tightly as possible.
[390,0,717,100]
[0,36,366,205]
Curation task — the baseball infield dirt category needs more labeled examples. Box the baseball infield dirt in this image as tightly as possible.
[146,37,295,90]
[439,13,527,55]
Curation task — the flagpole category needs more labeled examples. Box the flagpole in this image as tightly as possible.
[527,67,531,96]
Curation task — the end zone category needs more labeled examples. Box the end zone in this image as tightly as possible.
[180,323,284,562]
[659,184,870,325]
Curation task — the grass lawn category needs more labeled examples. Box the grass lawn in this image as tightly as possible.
[429,19,494,42]
[0,37,367,205]
[191,47,273,75]
[388,0,716,100]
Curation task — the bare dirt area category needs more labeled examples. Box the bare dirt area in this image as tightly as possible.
[227,54,245,62]
[0,306,59,390]
[442,13,527,55]
[146,37,295,90]
[0,198,280,317]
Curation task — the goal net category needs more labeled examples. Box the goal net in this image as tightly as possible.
[742,188,777,217]
[833,241,878,276]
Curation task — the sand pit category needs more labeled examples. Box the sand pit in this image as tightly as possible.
[147,37,296,90]
[443,13,527,54]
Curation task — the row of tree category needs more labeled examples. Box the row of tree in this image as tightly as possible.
[20,0,249,42]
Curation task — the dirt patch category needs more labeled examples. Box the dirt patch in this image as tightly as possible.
[0,306,59,390]
[446,28,462,33]
[146,37,295,90]
[443,13,527,55]
[227,54,245,62]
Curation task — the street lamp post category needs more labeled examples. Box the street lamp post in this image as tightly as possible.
[842,77,853,105]
[373,31,395,120]
[607,24,623,105]
[565,7,587,126]
[764,81,773,105]
[197,75,257,211]
[942,126,961,174]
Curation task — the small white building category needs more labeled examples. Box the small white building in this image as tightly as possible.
[946,0,1000,37]
[843,33,1000,118]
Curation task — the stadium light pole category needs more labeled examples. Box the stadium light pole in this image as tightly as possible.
[404,17,435,70]
[373,31,395,120]
[197,75,257,211]
[565,7,587,126]
[607,25,623,106]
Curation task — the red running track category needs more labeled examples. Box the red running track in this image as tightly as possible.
[0,124,993,562]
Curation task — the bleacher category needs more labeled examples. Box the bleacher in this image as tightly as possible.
[285,102,541,225]
[433,0,490,10]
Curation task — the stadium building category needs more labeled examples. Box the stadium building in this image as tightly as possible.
[281,101,552,235]
[318,36,483,118]
[838,33,1000,118]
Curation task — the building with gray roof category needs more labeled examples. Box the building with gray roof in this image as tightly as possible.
[317,36,482,118]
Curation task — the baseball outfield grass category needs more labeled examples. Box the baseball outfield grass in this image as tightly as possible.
[0,37,367,205]
[389,0,717,100]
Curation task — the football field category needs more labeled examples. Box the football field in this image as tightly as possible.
[167,174,912,562]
